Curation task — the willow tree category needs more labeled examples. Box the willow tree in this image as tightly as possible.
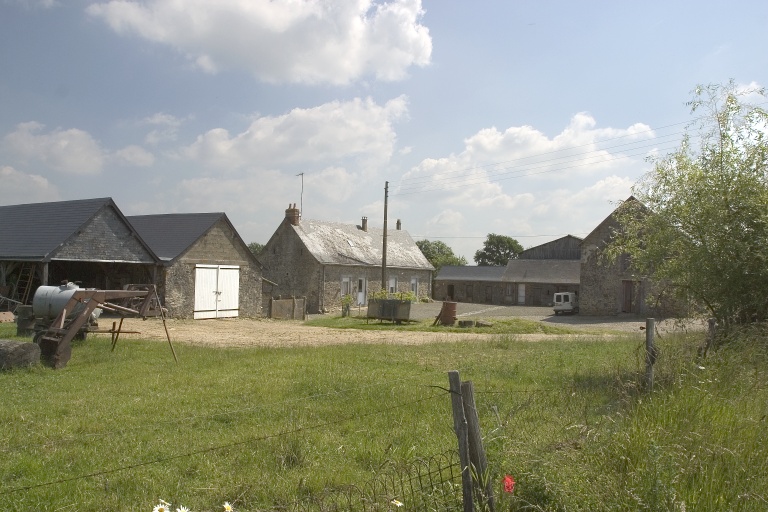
[610,82,768,324]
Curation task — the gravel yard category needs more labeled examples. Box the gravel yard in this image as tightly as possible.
[108,302,702,349]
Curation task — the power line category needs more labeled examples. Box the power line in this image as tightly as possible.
[391,119,702,197]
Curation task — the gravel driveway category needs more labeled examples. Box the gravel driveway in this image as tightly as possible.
[111,301,700,349]
[326,301,698,334]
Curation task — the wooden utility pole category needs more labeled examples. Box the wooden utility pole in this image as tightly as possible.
[381,181,388,292]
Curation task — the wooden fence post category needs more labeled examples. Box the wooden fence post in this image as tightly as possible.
[462,380,495,512]
[645,318,656,392]
[449,371,474,512]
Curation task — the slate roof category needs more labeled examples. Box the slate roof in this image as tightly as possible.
[434,265,506,282]
[292,219,433,270]
[127,212,229,262]
[502,259,580,284]
[0,197,128,261]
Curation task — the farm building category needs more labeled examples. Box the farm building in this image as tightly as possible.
[259,204,433,313]
[432,265,506,303]
[433,235,582,306]
[127,213,262,319]
[502,259,580,306]
[0,198,262,319]
[0,198,160,309]
[519,234,582,260]
[579,196,681,316]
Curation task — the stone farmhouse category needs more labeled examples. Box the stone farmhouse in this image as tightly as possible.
[259,205,433,313]
[0,198,262,319]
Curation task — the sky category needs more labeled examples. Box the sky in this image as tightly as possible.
[2,0,767,262]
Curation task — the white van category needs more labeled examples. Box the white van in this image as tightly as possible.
[553,292,579,315]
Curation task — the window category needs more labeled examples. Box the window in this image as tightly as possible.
[388,277,397,294]
[341,277,352,297]
[410,277,418,295]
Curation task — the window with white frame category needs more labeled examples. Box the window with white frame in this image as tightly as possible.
[341,276,352,297]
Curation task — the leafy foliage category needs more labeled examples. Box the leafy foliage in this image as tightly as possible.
[473,233,523,266]
[416,239,467,271]
[609,81,768,324]
[247,242,264,256]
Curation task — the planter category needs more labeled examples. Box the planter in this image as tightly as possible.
[366,299,411,323]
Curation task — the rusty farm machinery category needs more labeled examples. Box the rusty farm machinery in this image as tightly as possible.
[31,282,176,369]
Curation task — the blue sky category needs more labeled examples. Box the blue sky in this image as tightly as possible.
[2,0,767,261]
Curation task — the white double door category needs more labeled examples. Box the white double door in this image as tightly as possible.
[194,265,240,319]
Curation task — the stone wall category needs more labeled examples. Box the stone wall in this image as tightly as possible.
[580,211,651,316]
[321,265,432,312]
[54,206,155,263]
[260,220,432,314]
[163,220,262,318]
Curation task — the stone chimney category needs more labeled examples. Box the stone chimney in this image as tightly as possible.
[361,216,368,232]
[285,203,300,226]
[396,219,401,230]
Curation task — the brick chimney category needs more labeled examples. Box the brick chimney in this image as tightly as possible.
[285,203,300,226]
[396,219,401,230]
[361,216,368,232]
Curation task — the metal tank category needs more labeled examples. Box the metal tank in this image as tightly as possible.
[32,282,102,323]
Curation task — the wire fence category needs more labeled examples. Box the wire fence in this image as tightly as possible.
[1,371,636,511]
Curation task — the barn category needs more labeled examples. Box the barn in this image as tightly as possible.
[127,213,262,319]
[0,198,262,319]
[0,198,160,308]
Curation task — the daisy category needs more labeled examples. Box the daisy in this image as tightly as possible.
[176,507,190,512]
[223,502,234,511]
[391,499,404,507]
[152,503,170,512]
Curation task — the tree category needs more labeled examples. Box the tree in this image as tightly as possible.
[473,234,523,266]
[415,240,467,272]
[608,81,768,325]
[247,242,265,256]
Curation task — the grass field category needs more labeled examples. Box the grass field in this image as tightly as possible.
[1,320,767,511]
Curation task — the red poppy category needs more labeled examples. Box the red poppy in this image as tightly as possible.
[503,474,515,493]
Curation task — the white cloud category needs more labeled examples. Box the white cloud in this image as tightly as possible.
[0,166,59,204]
[180,96,407,169]
[114,145,155,167]
[86,0,432,85]
[400,113,655,198]
[394,114,657,259]
[143,112,184,146]
[2,122,105,175]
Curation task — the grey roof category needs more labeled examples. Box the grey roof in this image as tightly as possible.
[434,265,506,282]
[293,219,433,270]
[127,212,227,262]
[502,259,580,284]
[0,197,123,261]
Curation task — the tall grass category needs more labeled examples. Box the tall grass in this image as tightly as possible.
[1,321,767,511]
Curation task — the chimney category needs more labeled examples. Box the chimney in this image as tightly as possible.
[396,219,401,230]
[285,203,300,226]
[361,216,368,232]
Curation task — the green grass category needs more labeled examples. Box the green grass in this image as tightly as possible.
[1,322,767,511]
[305,313,590,335]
